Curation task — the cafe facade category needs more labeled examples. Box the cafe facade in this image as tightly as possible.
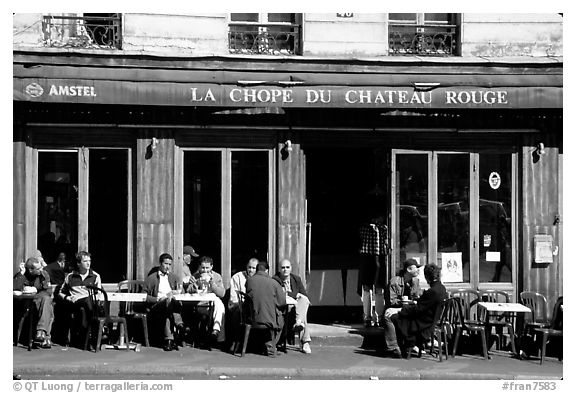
[13,13,562,321]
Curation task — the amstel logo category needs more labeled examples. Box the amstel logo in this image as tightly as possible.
[25,83,44,98]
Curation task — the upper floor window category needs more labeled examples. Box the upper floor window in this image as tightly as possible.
[228,13,301,55]
[43,13,122,49]
[388,13,458,56]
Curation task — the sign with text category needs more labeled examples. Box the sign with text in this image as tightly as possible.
[14,79,562,109]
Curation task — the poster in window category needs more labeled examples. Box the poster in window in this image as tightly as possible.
[440,252,463,283]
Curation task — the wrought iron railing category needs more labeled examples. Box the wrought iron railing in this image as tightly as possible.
[42,14,122,49]
[389,24,457,55]
[228,23,301,55]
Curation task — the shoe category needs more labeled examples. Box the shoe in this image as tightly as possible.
[175,324,188,344]
[33,330,46,345]
[40,338,52,349]
[211,329,220,341]
[386,347,402,358]
[301,342,312,354]
[293,319,305,334]
[163,339,174,351]
[171,340,179,351]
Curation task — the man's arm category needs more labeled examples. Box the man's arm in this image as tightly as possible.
[294,275,308,297]
[388,277,403,306]
[275,282,287,310]
[13,273,26,291]
[210,273,226,298]
[228,274,240,306]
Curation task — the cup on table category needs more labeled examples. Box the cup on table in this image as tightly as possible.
[402,296,409,302]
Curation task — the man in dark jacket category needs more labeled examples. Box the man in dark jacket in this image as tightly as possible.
[246,261,287,356]
[387,264,447,358]
[140,253,185,351]
[273,259,312,354]
[13,257,54,348]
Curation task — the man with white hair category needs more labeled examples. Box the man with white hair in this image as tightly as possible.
[13,257,54,348]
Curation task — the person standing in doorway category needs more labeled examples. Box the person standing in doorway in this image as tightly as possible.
[358,215,389,328]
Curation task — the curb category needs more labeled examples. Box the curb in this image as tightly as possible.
[14,364,562,380]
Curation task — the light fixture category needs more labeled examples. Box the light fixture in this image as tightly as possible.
[536,142,545,155]
[283,140,293,153]
[151,137,159,150]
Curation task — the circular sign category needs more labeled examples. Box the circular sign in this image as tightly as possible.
[25,83,44,98]
[489,172,501,190]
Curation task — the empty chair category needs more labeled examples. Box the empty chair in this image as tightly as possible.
[451,292,489,360]
[85,285,129,352]
[480,290,516,353]
[234,291,278,357]
[534,296,562,365]
[520,291,549,333]
[118,280,149,347]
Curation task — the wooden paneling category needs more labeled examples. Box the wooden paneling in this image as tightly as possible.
[521,143,562,316]
[277,141,307,283]
[13,142,26,273]
[135,130,176,280]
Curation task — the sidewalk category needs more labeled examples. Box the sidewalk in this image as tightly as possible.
[13,323,563,380]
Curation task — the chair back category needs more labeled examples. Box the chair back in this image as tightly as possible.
[85,285,109,319]
[451,289,480,322]
[520,291,548,324]
[237,290,252,326]
[437,297,462,334]
[117,280,145,316]
[479,290,510,321]
[550,296,563,331]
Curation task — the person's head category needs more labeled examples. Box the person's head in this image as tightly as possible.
[246,258,258,277]
[57,252,66,262]
[182,245,198,265]
[75,251,91,274]
[198,256,214,274]
[424,264,442,285]
[158,253,173,274]
[256,261,269,273]
[403,258,421,278]
[279,259,292,279]
[25,257,42,276]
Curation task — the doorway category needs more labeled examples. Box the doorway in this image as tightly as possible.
[182,149,273,283]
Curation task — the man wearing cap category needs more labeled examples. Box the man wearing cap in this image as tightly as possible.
[381,258,422,357]
[383,263,447,358]
[13,257,54,349]
[181,245,199,289]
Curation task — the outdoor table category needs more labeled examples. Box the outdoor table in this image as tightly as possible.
[477,302,531,356]
[13,292,40,351]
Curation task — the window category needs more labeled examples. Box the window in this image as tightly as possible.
[228,13,301,55]
[388,13,458,56]
[42,13,122,49]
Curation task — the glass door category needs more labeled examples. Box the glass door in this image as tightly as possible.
[182,149,273,283]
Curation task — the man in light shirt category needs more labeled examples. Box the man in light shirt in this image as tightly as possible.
[140,253,185,351]
[229,258,258,309]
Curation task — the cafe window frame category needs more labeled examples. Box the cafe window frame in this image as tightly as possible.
[391,149,517,293]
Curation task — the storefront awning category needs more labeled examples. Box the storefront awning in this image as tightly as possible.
[13,55,563,109]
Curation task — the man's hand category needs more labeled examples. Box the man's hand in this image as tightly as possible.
[19,262,25,275]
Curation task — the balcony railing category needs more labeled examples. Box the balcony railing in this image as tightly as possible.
[42,14,122,49]
[389,24,457,56]
[228,23,301,55]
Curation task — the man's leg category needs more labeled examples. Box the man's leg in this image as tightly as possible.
[374,285,385,325]
[149,299,174,343]
[362,285,373,326]
[383,308,401,350]
[33,293,54,348]
[212,298,226,342]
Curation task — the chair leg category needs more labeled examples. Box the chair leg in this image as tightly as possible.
[452,329,461,357]
[240,326,251,357]
[95,321,105,352]
[540,332,548,365]
[141,316,150,347]
[479,331,489,360]
[507,324,516,355]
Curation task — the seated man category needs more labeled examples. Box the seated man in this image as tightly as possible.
[139,253,185,351]
[13,257,54,349]
[246,261,287,357]
[45,252,69,287]
[181,245,199,286]
[227,258,258,350]
[57,251,102,348]
[385,264,447,358]
[382,258,422,353]
[187,256,226,343]
[273,259,312,354]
